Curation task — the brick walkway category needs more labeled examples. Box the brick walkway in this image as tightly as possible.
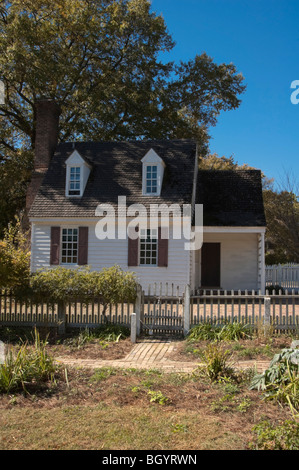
[55,338,270,373]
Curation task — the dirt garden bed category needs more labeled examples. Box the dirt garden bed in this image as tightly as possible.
[0,326,298,450]
[168,335,294,363]
[0,362,293,450]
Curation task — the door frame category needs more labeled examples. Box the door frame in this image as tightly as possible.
[200,242,221,288]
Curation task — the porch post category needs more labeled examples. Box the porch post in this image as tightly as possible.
[258,231,266,294]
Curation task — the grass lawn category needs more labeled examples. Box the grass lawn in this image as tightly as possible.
[0,326,298,450]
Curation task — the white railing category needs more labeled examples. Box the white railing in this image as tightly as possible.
[266,263,299,290]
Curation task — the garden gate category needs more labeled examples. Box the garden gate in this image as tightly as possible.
[138,285,187,337]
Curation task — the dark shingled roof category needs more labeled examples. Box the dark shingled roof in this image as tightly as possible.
[29,140,197,218]
[196,170,266,227]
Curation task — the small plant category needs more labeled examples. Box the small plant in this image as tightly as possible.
[249,419,299,450]
[188,323,216,341]
[210,395,232,413]
[90,367,118,382]
[171,423,188,433]
[148,390,170,405]
[63,329,94,349]
[237,398,252,413]
[93,324,130,342]
[217,322,251,341]
[196,342,235,382]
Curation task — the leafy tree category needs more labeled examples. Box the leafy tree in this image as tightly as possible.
[199,155,299,264]
[0,219,30,290]
[0,0,246,234]
[199,152,255,171]
[263,188,299,264]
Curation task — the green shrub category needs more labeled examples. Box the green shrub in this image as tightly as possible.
[30,265,137,308]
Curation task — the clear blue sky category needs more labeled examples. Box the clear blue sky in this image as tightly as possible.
[151,0,299,188]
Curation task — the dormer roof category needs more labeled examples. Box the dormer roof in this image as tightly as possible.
[28,140,197,218]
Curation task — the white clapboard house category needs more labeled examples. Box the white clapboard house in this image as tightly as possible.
[26,99,266,295]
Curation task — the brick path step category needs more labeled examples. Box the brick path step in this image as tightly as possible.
[55,338,270,373]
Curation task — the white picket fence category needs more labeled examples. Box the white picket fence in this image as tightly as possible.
[1,282,299,335]
[266,263,299,291]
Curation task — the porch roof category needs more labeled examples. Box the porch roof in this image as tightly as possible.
[196,170,266,227]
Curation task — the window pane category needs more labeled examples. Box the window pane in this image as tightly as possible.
[61,228,79,264]
[139,228,158,265]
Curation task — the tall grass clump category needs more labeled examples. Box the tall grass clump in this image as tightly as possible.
[194,342,236,382]
[188,321,251,343]
[0,329,58,394]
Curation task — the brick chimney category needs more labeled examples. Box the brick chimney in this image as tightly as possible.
[26,99,61,214]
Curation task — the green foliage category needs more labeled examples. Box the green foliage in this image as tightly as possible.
[0,219,30,290]
[90,367,118,382]
[0,150,33,237]
[194,342,235,382]
[93,324,130,342]
[199,153,256,171]
[63,324,130,349]
[188,321,251,343]
[265,284,285,294]
[188,323,216,341]
[263,188,299,264]
[30,265,137,305]
[249,419,299,450]
[0,0,245,231]
[147,390,170,405]
[250,348,299,415]
[0,329,57,394]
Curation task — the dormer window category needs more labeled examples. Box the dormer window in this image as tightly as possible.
[141,149,165,196]
[65,149,91,198]
[69,167,81,196]
[146,165,158,194]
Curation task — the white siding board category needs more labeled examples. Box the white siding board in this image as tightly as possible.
[195,233,259,291]
[31,222,190,295]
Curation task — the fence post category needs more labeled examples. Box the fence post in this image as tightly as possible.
[184,284,191,336]
[131,313,137,343]
[57,301,66,335]
[264,296,271,336]
[134,284,142,336]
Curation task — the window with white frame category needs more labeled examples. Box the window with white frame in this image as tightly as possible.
[141,149,165,196]
[61,228,78,264]
[69,167,81,196]
[140,228,158,266]
[145,165,158,194]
